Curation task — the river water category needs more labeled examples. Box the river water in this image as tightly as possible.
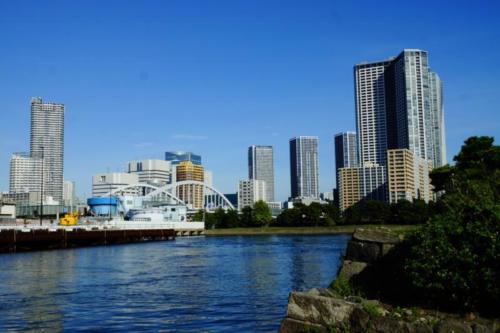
[0,234,349,332]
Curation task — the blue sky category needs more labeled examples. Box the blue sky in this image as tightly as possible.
[1,0,499,200]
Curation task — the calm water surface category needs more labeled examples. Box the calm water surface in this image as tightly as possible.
[0,234,349,332]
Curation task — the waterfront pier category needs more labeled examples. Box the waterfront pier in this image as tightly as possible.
[0,227,176,253]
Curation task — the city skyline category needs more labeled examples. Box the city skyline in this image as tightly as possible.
[1,1,499,201]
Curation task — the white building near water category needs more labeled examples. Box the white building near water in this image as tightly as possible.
[238,179,266,210]
[9,152,44,194]
[92,172,139,197]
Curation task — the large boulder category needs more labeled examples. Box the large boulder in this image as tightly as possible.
[285,292,356,327]
[337,260,368,281]
[345,240,381,263]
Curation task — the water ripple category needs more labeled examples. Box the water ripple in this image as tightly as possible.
[0,234,349,332]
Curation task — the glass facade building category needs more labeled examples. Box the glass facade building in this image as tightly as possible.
[248,145,274,202]
[165,151,202,166]
[289,136,319,199]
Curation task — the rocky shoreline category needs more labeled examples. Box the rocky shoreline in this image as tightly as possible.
[279,228,499,333]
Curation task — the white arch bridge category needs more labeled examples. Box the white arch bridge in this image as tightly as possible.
[104,181,235,211]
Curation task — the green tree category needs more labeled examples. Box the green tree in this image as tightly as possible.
[224,209,239,228]
[276,208,300,227]
[240,206,253,227]
[403,136,500,315]
[252,200,272,227]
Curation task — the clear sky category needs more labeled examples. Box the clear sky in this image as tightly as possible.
[1,0,499,201]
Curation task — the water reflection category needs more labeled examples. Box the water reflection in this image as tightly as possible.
[0,234,349,332]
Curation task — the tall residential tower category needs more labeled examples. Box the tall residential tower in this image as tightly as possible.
[289,136,319,199]
[248,145,274,202]
[30,97,65,202]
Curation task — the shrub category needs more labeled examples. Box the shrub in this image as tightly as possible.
[402,136,500,316]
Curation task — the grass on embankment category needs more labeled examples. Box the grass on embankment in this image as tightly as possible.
[205,224,416,236]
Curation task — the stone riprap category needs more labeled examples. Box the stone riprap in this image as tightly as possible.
[279,228,499,333]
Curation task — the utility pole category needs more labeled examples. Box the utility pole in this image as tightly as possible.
[39,146,44,226]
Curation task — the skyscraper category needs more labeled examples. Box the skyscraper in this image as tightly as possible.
[428,71,447,167]
[289,136,319,199]
[354,59,392,166]
[340,49,444,211]
[334,132,358,190]
[355,49,446,167]
[386,49,431,160]
[248,145,274,202]
[30,97,65,202]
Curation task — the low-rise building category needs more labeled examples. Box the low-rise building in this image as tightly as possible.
[338,163,387,212]
[387,149,433,203]
[92,172,139,197]
[128,159,172,186]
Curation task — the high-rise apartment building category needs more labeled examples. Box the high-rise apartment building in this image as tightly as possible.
[248,145,274,202]
[176,161,204,210]
[334,132,358,190]
[128,159,172,186]
[354,60,392,166]
[428,71,447,167]
[237,179,266,210]
[30,97,65,202]
[355,49,446,167]
[165,151,202,166]
[387,149,433,203]
[341,49,445,210]
[386,49,430,160]
[9,152,44,194]
[289,136,319,199]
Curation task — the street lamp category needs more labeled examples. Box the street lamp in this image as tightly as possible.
[39,146,44,226]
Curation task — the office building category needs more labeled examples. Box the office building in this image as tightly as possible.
[248,145,275,202]
[334,132,358,191]
[92,172,138,197]
[165,151,201,165]
[176,161,204,210]
[30,97,65,202]
[289,136,319,199]
[387,149,433,203]
[9,152,44,195]
[238,179,266,210]
[128,159,172,186]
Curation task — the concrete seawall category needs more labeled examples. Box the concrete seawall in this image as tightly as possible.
[0,228,176,253]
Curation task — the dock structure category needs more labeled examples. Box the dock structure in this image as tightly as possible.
[0,227,176,253]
